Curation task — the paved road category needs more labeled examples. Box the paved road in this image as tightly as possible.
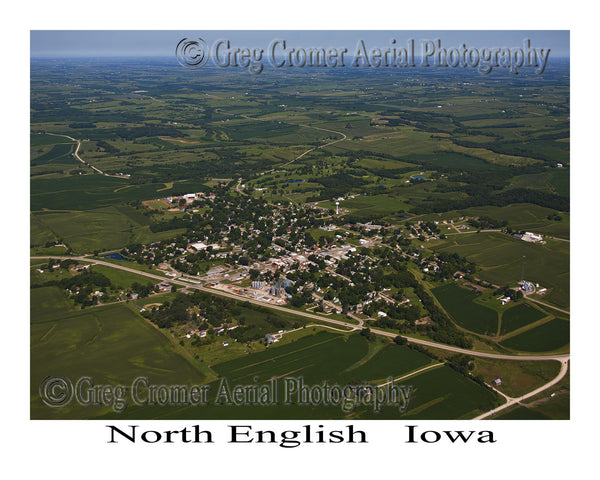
[32,255,569,362]
[473,358,570,420]
[33,255,571,419]
[236,115,347,186]
[235,178,247,196]
[42,133,125,178]
[525,296,570,315]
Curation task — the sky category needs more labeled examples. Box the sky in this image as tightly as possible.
[30,30,570,58]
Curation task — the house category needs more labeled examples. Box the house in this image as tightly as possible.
[492,378,502,386]
[265,334,279,344]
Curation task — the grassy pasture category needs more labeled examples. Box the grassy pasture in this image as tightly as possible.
[322,194,411,218]
[89,265,155,289]
[432,283,498,336]
[356,157,415,170]
[405,151,499,170]
[472,358,560,398]
[494,391,569,419]
[31,206,186,254]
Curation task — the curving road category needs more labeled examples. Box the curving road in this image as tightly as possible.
[236,115,347,189]
[32,254,570,419]
[472,358,570,420]
[42,133,126,178]
[31,255,569,362]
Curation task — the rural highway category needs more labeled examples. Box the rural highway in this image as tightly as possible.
[472,358,570,420]
[32,254,570,419]
[41,133,126,178]
[236,115,347,188]
[31,255,569,362]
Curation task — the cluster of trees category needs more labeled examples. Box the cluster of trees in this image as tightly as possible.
[428,252,476,280]
[308,172,368,200]
[547,212,563,221]
[363,300,422,323]
[130,282,156,298]
[34,269,112,306]
[494,285,524,300]
[413,284,473,349]
[145,292,302,344]
[467,216,508,230]
[413,187,569,214]
[95,140,120,154]
[447,354,475,376]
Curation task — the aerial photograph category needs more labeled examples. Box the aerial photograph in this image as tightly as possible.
[30,30,570,421]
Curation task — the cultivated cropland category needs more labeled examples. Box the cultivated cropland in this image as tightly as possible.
[30,57,570,420]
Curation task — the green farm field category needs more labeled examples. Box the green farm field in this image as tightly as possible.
[500,318,570,352]
[31,175,209,211]
[119,332,500,420]
[459,203,569,239]
[30,286,74,323]
[398,365,501,420]
[432,232,569,309]
[31,133,75,147]
[431,283,498,336]
[31,142,77,167]
[31,207,186,253]
[31,302,208,419]
[500,302,548,335]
